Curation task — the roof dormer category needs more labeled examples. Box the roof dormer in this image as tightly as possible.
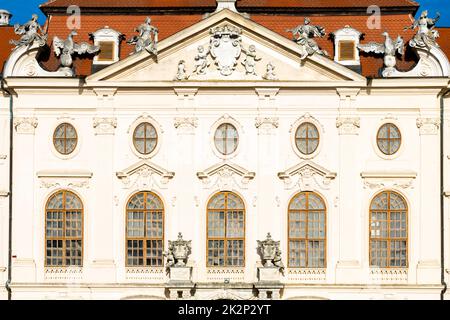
[90,26,123,71]
[331,26,363,72]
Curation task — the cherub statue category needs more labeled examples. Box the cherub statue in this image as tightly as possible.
[262,62,278,80]
[405,10,441,49]
[286,17,328,59]
[241,44,261,75]
[127,17,159,55]
[53,30,100,69]
[10,14,48,49]
[174,60,188,80]
[358,32,404,76]
[194,45,210,75]
[273,246,285,276]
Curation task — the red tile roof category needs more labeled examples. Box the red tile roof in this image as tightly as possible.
[40,0,419,9]
[0,26,16,74]
[39,12,418,77]
[437,28,450,61]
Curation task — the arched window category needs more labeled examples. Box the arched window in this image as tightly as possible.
[207,192,245,267]
[126,191,164,267]
[45,190,83,267]
[288,192,326,268]
[369,191,408,268]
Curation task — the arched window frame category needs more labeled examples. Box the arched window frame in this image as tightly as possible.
[369,190,408,268]
[206,191,246,268]
[287,191,327,268]
[45,190,84,267]
[125,191,165,267]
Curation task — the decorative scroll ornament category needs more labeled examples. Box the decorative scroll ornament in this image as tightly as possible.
[9,14,47,49]
[286,18,328,59]
[405,10,440,49]
[262,62,278,80]
[53,30,100,73]
[210,25,242,76]
[257,233,284,274]
[174,60,188,81]
[164,233,192,268]
[127,17,158,55]
[357,32,404,77]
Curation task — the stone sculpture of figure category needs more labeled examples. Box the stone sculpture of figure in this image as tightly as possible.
[53,30,100,69]
[174,60,188,80]
[405,10,441,49]
[164,243,176,270]
[273,246,285,275]
[262,62,278,80]
[241,44,261,75]
[358,32,404,77]
[286,17,328,59]
[10,14,48,49]
[127,17,159,55]
[194,45,210,75]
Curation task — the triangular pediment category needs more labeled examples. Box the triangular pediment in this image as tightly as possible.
[86,9,365,84]
[278,160,336,191]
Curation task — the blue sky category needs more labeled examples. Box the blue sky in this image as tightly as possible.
[0,0,449,26]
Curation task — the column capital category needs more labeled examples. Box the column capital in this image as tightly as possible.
[14,117,38,134]
[416,117,440,135]
[336,117,360,135]
[174,117,198,135]
[93,117,117,135]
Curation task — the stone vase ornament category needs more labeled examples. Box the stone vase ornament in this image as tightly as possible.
[257,233,285,274]
[165,232,192,268]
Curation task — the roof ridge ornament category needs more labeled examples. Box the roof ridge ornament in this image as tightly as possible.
[405,10,440,50]
[204,0,250,19]
[357,32,404,77]
[9,14,48,50]
[53,30,100,76]
[286,17,328,60]
[127,17,158,55]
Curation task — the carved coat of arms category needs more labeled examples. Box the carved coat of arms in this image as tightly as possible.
[210,25,242,76]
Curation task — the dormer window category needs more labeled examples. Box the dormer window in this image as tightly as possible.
[90,27,122,68]
[338,40,356,61]
[331,26,362,70]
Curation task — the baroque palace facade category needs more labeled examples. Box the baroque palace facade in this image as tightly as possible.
[1,0,450,300]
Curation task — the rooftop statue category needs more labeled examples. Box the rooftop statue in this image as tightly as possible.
[405,10,440,49]
[287,18,328,59]
[10,14,48,49]
[358,32,404,77]
[53,30,100,70]
[127,17,159,55]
